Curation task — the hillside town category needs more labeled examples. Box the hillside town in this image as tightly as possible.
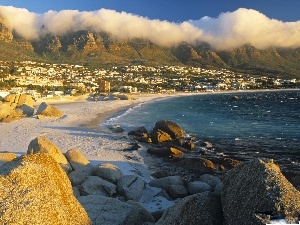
[0,60,299,99]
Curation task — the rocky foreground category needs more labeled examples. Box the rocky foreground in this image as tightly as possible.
[0,120,300,224]
[1,94,300,224]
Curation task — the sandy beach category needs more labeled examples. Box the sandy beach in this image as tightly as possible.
[1,92,195,211]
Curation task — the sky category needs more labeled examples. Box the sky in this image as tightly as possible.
[0,0,300,50]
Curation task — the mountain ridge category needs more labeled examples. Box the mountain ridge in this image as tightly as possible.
[0,15,300,77]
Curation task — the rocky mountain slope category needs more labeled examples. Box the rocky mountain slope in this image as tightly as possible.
[1,15,300,77]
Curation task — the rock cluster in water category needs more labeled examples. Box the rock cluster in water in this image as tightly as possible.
[0,122,300,224]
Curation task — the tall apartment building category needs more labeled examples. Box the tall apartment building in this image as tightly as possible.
[97,79,110,92]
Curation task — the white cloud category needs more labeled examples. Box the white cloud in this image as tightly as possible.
[0,6,300,50]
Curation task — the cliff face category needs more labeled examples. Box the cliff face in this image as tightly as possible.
[0,16,300,76]
[0,16,13,42]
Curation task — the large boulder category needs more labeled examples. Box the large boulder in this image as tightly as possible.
[27,136,71,172]
[78,195,155,225]
[65,148,91,171]
[80,176,116,196]
[68,165,94,185]
[117,175,145,201]
[0,153,91,224]
[222,158,300,224]
[156,192,223,225]
[94,163,123,184]
[174,157,217,174]
[151,120,185,140]
[0,152,17,167]
[147,146,183,157]
[149,176,184,190]
[150,129,172,143]
[36,102,63,119]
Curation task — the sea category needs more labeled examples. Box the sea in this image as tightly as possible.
[102,89,300,173]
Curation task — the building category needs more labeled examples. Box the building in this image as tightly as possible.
[98,79,110,92]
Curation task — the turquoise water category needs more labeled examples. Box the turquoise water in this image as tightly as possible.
[103,90,300,171]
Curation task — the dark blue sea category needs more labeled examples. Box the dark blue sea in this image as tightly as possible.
[103,90,300,172]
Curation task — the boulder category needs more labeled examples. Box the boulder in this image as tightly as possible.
[27,136,71,172]
[187,181,212,194]
[78,195,155,225]
[36,102,63,118]
[156,192,223,225]
[222,158,300,224]
[68,165,94,185]
[65,149,90,171]
[0,103,15,121]
[0,152,17,167]
[174,157,217,175]
[117,175,145,201]
[0,153,91,224]
[149,176,184,190]
[147,147,183,157]
[150,129,172,143]
[199,174,222,190]
[167,184,188,199]
[94,163,123,184]
[128,126,152,143]
[16,94,35,107]
[80,176,116,196]
[152,120,185,139]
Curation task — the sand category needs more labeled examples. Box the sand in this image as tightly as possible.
[1,92,195,211]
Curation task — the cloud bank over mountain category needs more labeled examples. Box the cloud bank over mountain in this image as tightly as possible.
[0,6,300,50]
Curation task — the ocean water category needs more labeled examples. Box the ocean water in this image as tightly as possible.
[103,90,300,172]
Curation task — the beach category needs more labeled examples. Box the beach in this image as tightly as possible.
[0,92,194,212]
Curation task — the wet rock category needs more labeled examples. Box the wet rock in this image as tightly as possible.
[152,120,185,139]
[147,147,183,157]
[174,157,217,175]
[150,129,172,143]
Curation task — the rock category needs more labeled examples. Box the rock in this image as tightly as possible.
[27,136,71,172]
[167,184,188,199]
[108,125,124,133]
[149,176,184,190]
[68,165,94,185]
[147,147,183,157]
[80,176,116,196]
[117,175,145,201]
[16,104,34,116]
[128,126,152,143]
[290,175,300,187]
[199,174,222,190]
[151,170,170,179]
[65,148,90,171]
[156,192,223,225]
[0,102,15,121]
[150,129,172,143]
[214,182,223,196]
[0,152,17,167]
[36,102,63,118]
[187,181,212,194]
[221,157,241,169]
[0,153,91,224]
[222,158,300,224]
[94,163,123,184]
[73,186,81,197]
[152,120,185,139]
[174,157,217,174]
[78,195,155,225]
[16,94,34,116]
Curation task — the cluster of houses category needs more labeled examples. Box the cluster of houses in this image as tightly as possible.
[0,61,299,99]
